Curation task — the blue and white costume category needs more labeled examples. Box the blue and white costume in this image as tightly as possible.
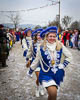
[22,28,32,57]
[26,28,45,97]
[28,26,72,88]
[26,28,43,71]
[22,37,32,57]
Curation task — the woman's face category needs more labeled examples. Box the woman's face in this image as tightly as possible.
[47,32,56,44]
[27,30,31,37]
[37,33,42,41]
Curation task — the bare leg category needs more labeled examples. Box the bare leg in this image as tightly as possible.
[46,86,57,100]
[35,71,39,86]
[35,71,40,97]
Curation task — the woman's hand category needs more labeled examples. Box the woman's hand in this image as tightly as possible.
[26,60,31,68]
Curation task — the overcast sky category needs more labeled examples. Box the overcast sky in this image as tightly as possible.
[0,0,80,26]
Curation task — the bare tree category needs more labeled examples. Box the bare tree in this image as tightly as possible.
[34,25,41,30]
[61,16,72,30]
[48,15,61,28]
[48,20,59,27]
[70,21,80,30]
[48,18,62,31]
[7,13,21,30]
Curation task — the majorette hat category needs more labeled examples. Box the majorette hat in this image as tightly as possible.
[40,26,57,38]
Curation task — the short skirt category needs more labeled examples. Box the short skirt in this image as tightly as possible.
[39,68,65,88]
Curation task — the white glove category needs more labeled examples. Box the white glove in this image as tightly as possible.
[58,63,64,69]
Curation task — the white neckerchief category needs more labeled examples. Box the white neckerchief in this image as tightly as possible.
[26,37,32,41]
[46,41,56,52]
[46,41,56,60]
[37,40,43,45]
[37,40,41,44]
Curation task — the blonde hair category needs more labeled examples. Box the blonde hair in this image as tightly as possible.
[56,40,62,51]
[33,34,37,44]
[42,34,47,51]
[42,34,62,51]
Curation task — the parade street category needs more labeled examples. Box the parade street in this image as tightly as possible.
[0,41,80,100]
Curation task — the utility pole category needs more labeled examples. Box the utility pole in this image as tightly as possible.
[48,0,61,29]
[58,0,60,28]
[57,0,61,33]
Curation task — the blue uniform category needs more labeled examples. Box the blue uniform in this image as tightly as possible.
[28,26,72,88]
[39,46,65,86]
[23,39,30,57]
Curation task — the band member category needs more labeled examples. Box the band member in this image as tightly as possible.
[26,28,45,97]
[27,26,72,100]
[22,28,32,58]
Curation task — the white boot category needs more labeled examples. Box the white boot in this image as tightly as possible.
[35,86,40,97]
[39,85,45,96]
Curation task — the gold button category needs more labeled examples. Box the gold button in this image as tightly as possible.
[51,60,55,65]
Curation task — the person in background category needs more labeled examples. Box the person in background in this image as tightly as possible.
[20,29,24,45]
[0,24,9,67]
[69,30,73,48]
[72,29,78,49]
[77,30,80,50]
[22,28,32,58]
[26,28,45,97]
[62,30,68,46]
[66,30,70,47]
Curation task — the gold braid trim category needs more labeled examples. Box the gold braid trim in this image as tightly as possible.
[40,38,65,65]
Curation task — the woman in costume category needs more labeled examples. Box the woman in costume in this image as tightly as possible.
[27,26,72,100]
[26,28,45,97]
[22,28,32,58]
